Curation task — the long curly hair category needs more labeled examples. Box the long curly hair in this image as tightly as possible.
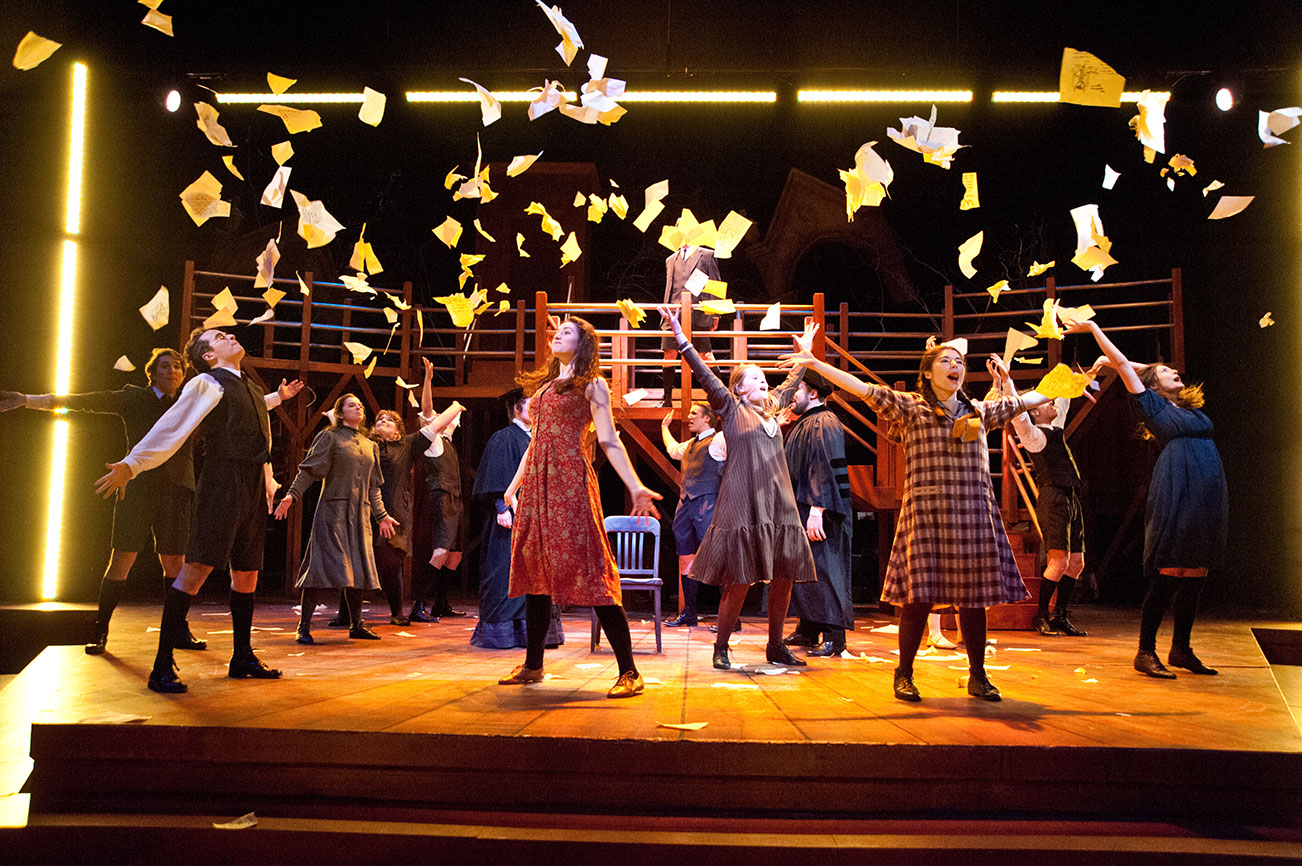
[728,363,784,419]
[517,316,604,397]
[915,342,975,420]
[1136,364,1205,440]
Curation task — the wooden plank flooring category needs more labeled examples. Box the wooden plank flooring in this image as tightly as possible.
[14,602,1300,754]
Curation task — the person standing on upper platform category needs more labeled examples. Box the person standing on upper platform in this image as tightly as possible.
[660,402,727,628]
[658,244,721,406]
[96,327,303,694]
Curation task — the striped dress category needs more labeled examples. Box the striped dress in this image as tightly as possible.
[864,385,1029,606]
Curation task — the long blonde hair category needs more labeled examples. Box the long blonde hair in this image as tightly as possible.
[729,364,782,418]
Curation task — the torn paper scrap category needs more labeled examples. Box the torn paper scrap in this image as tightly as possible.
[113,355,136,372]
[525,202,564,241]
[179,171,230,226]
[1208,195,1254,220]
[657,721,708,731]
[260,166,291,208]
[1129,90,1168,154]
[213,813,257,830]
[13,32,61,70]
[508,152,542,177]
[617,299,647,328]
[343,341,373,365]
[221,155,244,180]
[1202,180,1224,197]
[267,73,296,95]
[559,232,582,266]
[349,225,383,275]
[473,219,496,243]
[194,102,235,147]
[433,216,463,248]
[516,233,530,257]
[1027,299,1066,340]
[536,1,584,66]
[683,268,709,297]
[1261,312,1275,328]
[1058,48,1125,108]
[959,171,980,210]
[258,104,322,135]
[587,193,609,223]
[699,298,735,316]
[888,105,965,169]
[141,8,173,36]
[622,388,649,406]
[139,286,169,330]
[1001,328,1038,368]
[253,239,280,289]
[527,80,567,121]
[340,273,375,295]
[986,280,1009,302]
[632,179,669,233]
[1070,204,1105,256]
[1102,165,1120,190]
[1036,363,1095,399]
[435,292,481,328]
[759,303,782,331]
[1027,260,1054,277]
[957,231,983,279]
[460,78,501,127]
[291,190,344,249]
[714,210,752,258]
[1259,107,1302,147]
[358,87,386,127]
[203,304,237,329]
[608,193,629,219]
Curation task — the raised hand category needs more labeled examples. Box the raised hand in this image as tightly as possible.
[95,462,131,500]
[777,322,820,370]
[986,353,1010,387]
[661,410,674,429]
[278,379,304,401]
[422,356,434,378]
[654,305,684,340]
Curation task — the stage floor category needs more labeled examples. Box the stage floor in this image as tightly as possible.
[13,601,1302,752]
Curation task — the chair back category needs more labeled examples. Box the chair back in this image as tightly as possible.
[604,516,660,581]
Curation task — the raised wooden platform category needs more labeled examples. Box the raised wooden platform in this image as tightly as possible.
[3,603,1302,860]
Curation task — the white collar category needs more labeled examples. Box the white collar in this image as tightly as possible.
[151,385,166,399]
[512,418,532,437]
[694,426,716,441]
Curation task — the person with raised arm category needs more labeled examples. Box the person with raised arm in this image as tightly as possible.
[1065,319,1227,678]
[660,402,727,628]
[780,332,1049,702]
[500,317,662,698]
[658,305,816,672]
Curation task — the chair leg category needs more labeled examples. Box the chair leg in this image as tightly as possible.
[654,586,662,653]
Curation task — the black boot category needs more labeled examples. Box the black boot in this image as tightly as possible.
[893,667,920,702]
[174,622,208,650]
[666,575,699,626]
[327,590,349,627]
[1134,649,1177,679]
[149,587,192,693]
[712,644,731,670]
[85,576,125,655]
[765,643,808,667]
[1049,576,1086,635]
[1168,646,1218,675]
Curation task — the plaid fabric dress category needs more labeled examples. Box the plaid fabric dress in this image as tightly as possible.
[865,385,1030,606]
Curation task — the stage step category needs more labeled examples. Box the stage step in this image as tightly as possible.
[0,603,95,676]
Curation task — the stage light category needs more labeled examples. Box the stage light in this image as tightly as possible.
[165,89,181,112]
[798,90,972,103]
[407,90,575,103]
[407,90,773,103]
[43,62,87,600]
[213,92,366,104]
[1216,87,1234,111]
[992,90,1170,103]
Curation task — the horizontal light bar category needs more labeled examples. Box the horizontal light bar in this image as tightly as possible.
[407,90,576,103]
[992,90,1171,103]
[408,90,775,103]
[799,89,973,103]
[214,92,366,103]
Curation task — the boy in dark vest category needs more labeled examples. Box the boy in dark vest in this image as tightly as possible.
[660,402,726,627]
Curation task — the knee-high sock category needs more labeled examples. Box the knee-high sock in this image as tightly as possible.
[766,579,793,647]
[524,594,552,670]
[375,543,406,617]
[335,590,347,621]
[959,608,988,676]
[299,588,317,630]
[897,602,930,674]
[433,565,453,610]
[1170,577,1205,651]
[1038,577,1058,616]
[1139,574,1178,652]
[594,604,638,676]
[94,577,125,633]
[714,586,746,650]
[680,575,700,616]
[229,590,255,657]
[345,587,364,627]
[1053,576,1077,616]
[410,566,429,610]
[154,586,192,671]
[661,365,676,403]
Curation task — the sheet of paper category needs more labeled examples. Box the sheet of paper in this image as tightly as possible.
[1130,90,1168,154]
[1058,48,1125,107]
[194,102,235,147]
[444,166,467,190]
[683,269,709,297]
[253,238,280,289]
[986,279,1009,302]
[267,73,296,95]
[587,53,608,81]
[1071,245,1117,273]
[1069,204,1104,256]
[203,305,237,329]
[1202,179,1224,197]
[296,272,310,296]
[358,86,386,126]
[1001,328,1038,368]
[291,190,345,248]
[524,202,563,240]
[1057,304,1094,324]
[702,279,728,299]
[179,171,230,226]
[220,155,243,180]
[138,286,169,330]
[1208,195,1254,220]
[248,307,275,326]
[1259,107,1302,147]
[459,77,501,126]
[527,80,567,121]
[260,166,291,208]
[559,232,582,266]
[957,231,983,279]
[435,293,478,328]
[616,299,646,328]
[258,104,323,135]
[343,341,373,364]
[213,813,257,831]
[959,171,980,209]
[1261,312,1275,328]
[349,225,383,275]
[113,355,136,372]
[536,1,583,66]
[658,224,684,252]
[433,216,463,248]
[657,721,708,731]
[1026,299,1066,340]
[141,9,173,36]
[472,219,496,243]
[1027,260,1054,277]
[212,287,236,311]
[840,141,892,220]
[1102,165,1120,189]
[13,32,62,70]
[263,286,286,309]
[888,104,965,169]
[758,302,782,331]
[587,193,609,223]
[687,219,716,250]
[608,193,629,219]
[508,151,542,177]
[713,210,752,258]
[1036,363,1094,399]
[699,298,735,316]
[632,179,669,232]
[516,232,530,257]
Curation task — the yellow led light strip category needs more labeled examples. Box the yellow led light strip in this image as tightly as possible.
[407,91,575,103]
[798,90,973,103]
[43,62,87,600]
[214,92,366,103]
[408,90,775,103]
[992,91,1171,103]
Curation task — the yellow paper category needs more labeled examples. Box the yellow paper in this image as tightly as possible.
[435,293,477,328]
[1036,363,1094,399]
[343,341,373,364]
[986,279,1009,302]
[459,77,501,126]
[690,219,717,250]
[493,300,511,316]
[385,293,410,311]
[516,232,531,257]
[960,172,980,210]
[194,103,235,148]
[268,141,293,166]
[113,355,136,372]
[179,171,230,226]
[1027,260,1054,277]
[508,152,542,177]
[1208,195,1254,220]
[658,224,685,252]
[657,721,708,732]
[957,231,983,279]
[473,219,497,243]
[713,210,752,258]
[363,356,378,379]
[221,155,244,180]
[699,297,735,316]
[291,190,345,249]
[260,165,291,208]
[1057,304,1095,324]
[617,299,646,328]
[1058,48,1125,108]
[141,9,173,36]
[203,305,237,329]
[417,309,424,345]
[573,190,587,207]
[1026,299,1065,340]
[138,287,169,331]
[433,216,463,248]
[888,106,965,169]
[759,303,782,331]
[212,288,236,311]
[1261,312,1275,328]
[702,279,728,299]
[587,193,609,223]
[460,253,486,272]
[12,32,61,70]
[258,104,323,135]
[444,166,467,190]
[1202,180,1224,197]
[536,1,584,65]
[608,193,629,220]
[263,287,286,308]
[358,87,386,127]
[1001,328,1038,368]
[349,224,382,275]
[1071,245,1117,273]
[633,179,669,232]
[951,414,981,442]
[253,238,280,289]
[525,202,563,241]
[267,73,296,94]
[296,272,310,296]
[559,232,582,267]
[1130,90,1168,154]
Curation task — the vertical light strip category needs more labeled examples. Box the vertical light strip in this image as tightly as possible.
[42,62,87,599]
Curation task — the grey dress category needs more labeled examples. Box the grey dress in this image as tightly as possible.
[290,425,390,590]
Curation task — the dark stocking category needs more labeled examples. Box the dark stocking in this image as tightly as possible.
[1053,576,1077,615]
[374,542,406,617]
[345,587,364,627]
[229,590,255,657]
[1038,577,1058,616]
[958,607,988,676]
[661,365,677,404]
[1170,577,1205,651]
[524,594,552,670]
[680,575,700,616]
[298,588,317,629]
[714,585,747,649]
[334,590,347,622]
[594,604,638,676]
[767,578,794,647]
[94,576,125,633]
[896,602,931,674]
[153,586,192,672]
[1139,573,1179,652]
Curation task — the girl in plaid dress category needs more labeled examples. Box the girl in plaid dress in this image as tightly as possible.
[783,334,1051,702]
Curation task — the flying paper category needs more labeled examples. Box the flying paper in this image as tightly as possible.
[358,87,386,126]
[349,224,383,275]
[516,232,531,257]
[1037,363,1095,399]
[759,303,782,331]
[714,210,752,258]
[702,279,728,299]
[1102,165,1120,189]
[1058,48,1125,108]
[1261,312,1275,328]
[139,287,169,330]
[1258,107,1302,147]
[525,202,563,240]
[1027,260,1054,277]
[434,292,481,328]
[559,232,582,266]
[573,191,586,207]
[194,102,235,147]
[632,180,669,233]
[212,288,236,311]
[1070,204,1105,256]
[699,298,736,316]
[1001,328,1038,368]
[141,8,173,36]
[659,224,685,252]
[271,141,293,165]
[1129,90,1168,154]
[179,171,230,226]
[839,141,893,220]
[263,286,286,309]
[622,388,649,406]
[260,166,291,208]
[957,231,983,279]
[433,216,463,248]
[683,269,709,297]
[363,357,378,379]
[12,32,61,70]
[473,219,496,243]
[258,104,322,135]
[536,1,584,66]
[986,280,1009,302]
[114,356,136,372]
[888,105,965,169]
[1202,180,1223,197]
[221,155,243,180]
[587,193,609,223]
[253,239,280,289]
[296,272,310,296]
[1026,299,1066,340]
[291,190,344,248]
[960,172,980,210]
[203,303,237,329]
[1208,195,1254,220]
[459,78,501,127]
[343,342,373,365]
[608,193,629,219]
[508,152,542,177]
[267,73,296,95]
[527,80,568,121]
[444,166,466,190]
[617,299,646,328]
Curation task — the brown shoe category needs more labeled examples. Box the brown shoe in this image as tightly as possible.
[498,664,544,685]
[607,671,645,698]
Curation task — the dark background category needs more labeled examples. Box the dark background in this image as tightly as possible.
[0,1,1298,615]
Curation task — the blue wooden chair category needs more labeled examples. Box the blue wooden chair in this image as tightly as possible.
[591,515,662,653]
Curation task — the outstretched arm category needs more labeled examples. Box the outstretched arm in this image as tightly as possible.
[1065,320,1144,394]
[420,400,465,440]
[264,379,304,409]
[660,411,688,460]
[656,304,730,413]
[588,379,661,520]
[420,357,434,421]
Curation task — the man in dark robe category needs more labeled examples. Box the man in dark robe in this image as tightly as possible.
[781,369,855,657]
[469,388,562,649]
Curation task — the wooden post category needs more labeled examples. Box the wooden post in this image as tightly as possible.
[613,317,630,400]
[180,261,196,348]
[534,291,549,367]
[943,285,954,340]
[1170,267,1184,372]
[514,300,526,373]
[1046,276,1060,369]
[679,290,693,409]
[1001,427,1015,519]
[839,302,850,372]
[813,292,826,362]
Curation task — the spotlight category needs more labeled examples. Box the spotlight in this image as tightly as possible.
[165,89,181,112]
[1215,87,1233,111]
